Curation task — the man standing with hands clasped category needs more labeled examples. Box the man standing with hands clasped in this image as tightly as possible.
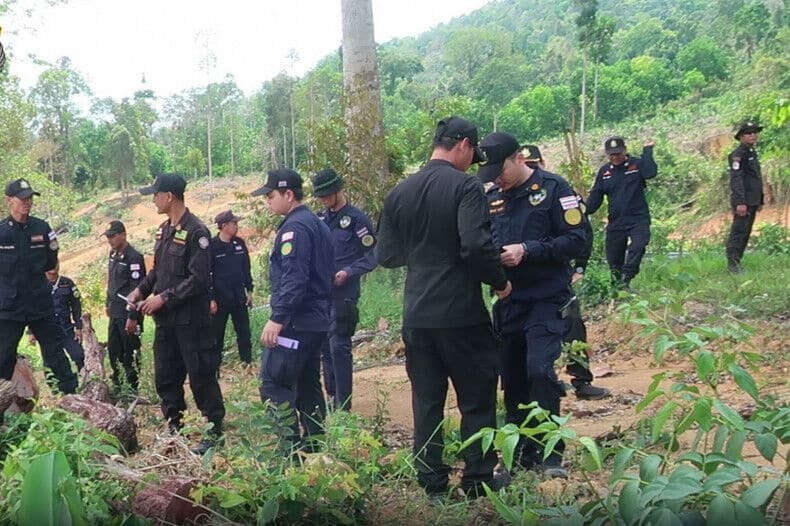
[104,220,146,392]
[377,116,511,500]
[210,210,253,365]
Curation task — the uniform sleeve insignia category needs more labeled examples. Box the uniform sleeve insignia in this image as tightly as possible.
[361,234,376,247]
[732,157,741,170]
[528,189,547,206]
[356,226,369,237]
[49,240,59,250]
[31,234,44,242]
[48,231,57,240]
[130,263,141,270]
[530,183,540,191]
[340,216,351,228]
[281,231,294,241]
[131,271,140,279]
[281,241,294,256]
[564,208,583,226]
[198,236,209,249]
[155,227,163,240]
[559,195,579,210]
[72,287,80,298]
[174,229,188,241]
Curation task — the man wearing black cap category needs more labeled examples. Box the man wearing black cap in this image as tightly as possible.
[522,145,609,401]
[104,220,146,391]
[479,132,588,478]
[726,121,764,274]
[209,210,253,365]
[311,168,376,411]
[126,174,225,455]
[0,178,77,396]
[377,117,511,499]
[251,168,334,453]
[587,136,657,291]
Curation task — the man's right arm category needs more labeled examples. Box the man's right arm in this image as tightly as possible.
[586,169,605,215]
[375,196,406,268]
[729,148,747,208]
[457,177,508,290]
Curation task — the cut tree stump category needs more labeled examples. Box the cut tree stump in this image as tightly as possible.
[2,356,39,415]
[58,394,138,453]
[131,476,207,525]
[80,313,111,403]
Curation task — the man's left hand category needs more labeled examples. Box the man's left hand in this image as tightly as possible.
[246,292,253,307]
[140,294,166,315]
[74,329,82,343]
[334,270,349,287]
[571,272,584,285]
[500,244,525,267]
[644,139,656,147]
[260,320,283,348]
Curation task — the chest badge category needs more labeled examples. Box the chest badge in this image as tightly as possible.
[174,229,188,242]
[530,183,539,191]
[529,189,547,206]
[339,216,351,229]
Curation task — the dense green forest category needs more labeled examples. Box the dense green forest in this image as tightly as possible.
[1,0,788,226]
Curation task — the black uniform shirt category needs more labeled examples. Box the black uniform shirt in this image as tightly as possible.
[107,243,146,322]
[0,215,58,321]
[137,209,212,327]
[587,146,657,229]
[318,203,377,300]
[51,275,82,331]
[487,168,588,302]
[376,159,507,329]
[728,144,763,208]
[210,235,253,308]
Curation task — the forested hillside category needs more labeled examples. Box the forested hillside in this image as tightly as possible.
[1,0,787,226]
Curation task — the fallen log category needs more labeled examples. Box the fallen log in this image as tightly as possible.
[58,394,138,453]
[4,356,39,415]
[79,313,111,403]
[131,475,208,525]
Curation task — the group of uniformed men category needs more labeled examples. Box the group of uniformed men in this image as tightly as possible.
[0,114,764,493]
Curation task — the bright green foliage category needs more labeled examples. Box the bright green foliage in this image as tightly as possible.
[676,37,730,80]
[19,451,87,526]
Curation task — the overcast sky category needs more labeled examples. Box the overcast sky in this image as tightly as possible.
[4,0,490,100]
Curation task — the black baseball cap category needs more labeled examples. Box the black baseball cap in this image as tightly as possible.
[215,209,243,225]
[251,168,303,197]
[604,137,626,154]
[139,174,187,196]
[103,220,126,237]
[477,132,521,183]
[311,168,344,197]
[434,116,486,164]
[5,178,40,199]
[734,120,763,139]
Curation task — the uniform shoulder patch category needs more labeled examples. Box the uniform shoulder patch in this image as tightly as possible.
[281,231,294,242]
[72,287,80,298]
[361,234,376,247]
[198,236,209,249]
[280,241,294,256]
[732,157,741,170]
[559,195,579,210]
[564,208,583,226]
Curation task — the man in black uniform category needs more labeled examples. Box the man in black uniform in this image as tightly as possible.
[311,168,376,410]
[210,210,253,365]
[522,145,609,401]
[126,174,224,455]
[726,121,764,274]
[104,220,146,391]
[377,117,511,499]
[0,178,77,396]
[587,136,657,291]
[480,133,588,478]
[251,168,334,453]
[42,262,85,371]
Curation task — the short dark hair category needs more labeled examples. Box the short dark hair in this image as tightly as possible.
[275,187,303,201]
[433,135,462,151]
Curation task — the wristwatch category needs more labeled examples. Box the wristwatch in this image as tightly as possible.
[575,267,585,274]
